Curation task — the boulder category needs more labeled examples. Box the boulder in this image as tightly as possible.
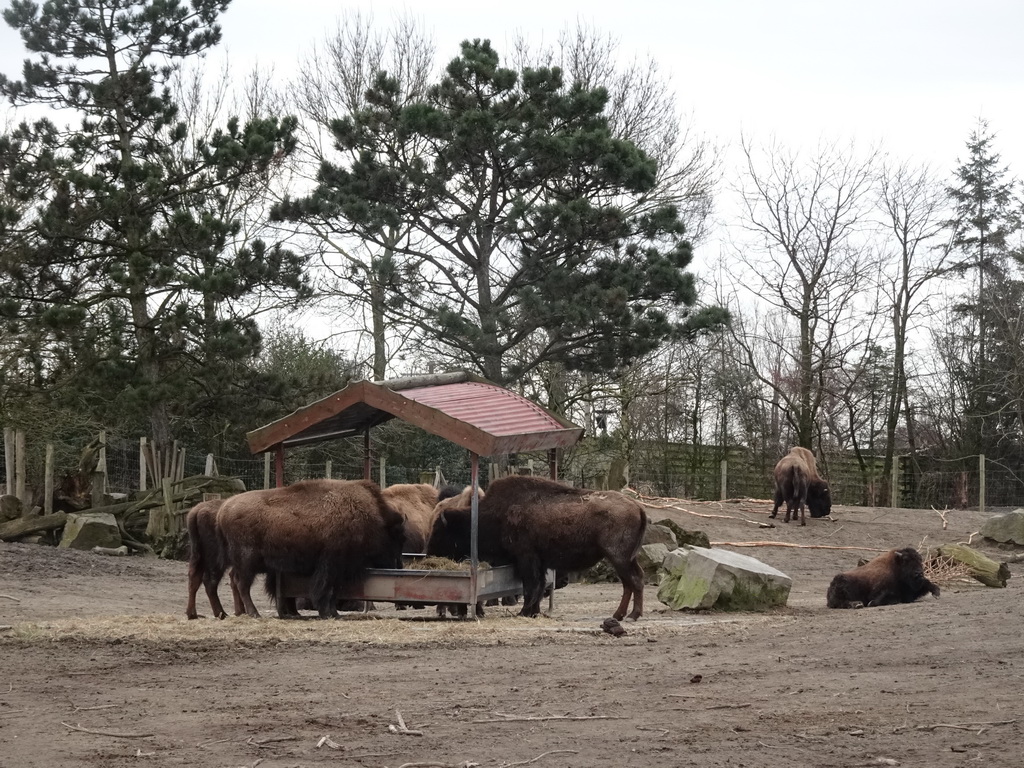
[980,509,1024,546]
[0,495,24,522]
[657,546,792,611]
[643,523,678,549]
[654,518,710,549]
[58,512,122,551]
[637,543,671,585]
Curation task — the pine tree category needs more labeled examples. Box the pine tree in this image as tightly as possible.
[275,39,726,387]
[0,0,309,449]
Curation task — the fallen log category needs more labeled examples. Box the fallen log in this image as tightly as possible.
[711,541,885,552]
[934,544,1010,588]
[0,512,68,541]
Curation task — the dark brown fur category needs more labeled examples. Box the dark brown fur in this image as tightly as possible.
[770,446,832,526]
[427,475,647,620]
[185,498,242,620]
[217,479,405,619]
[826,547,940,609]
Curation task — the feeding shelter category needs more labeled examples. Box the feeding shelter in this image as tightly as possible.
[245,371,584,612]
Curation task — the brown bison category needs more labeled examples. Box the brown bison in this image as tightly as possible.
[381,483,442,553]
[185,498,241,620]
[217,479,405,618]
[770,446,832,526]
[427,475,647,620]
[826,547,940,609]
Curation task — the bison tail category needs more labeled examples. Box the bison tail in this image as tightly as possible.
[185,510,201,564]
[264,571,279,605]
[630,506,648,561]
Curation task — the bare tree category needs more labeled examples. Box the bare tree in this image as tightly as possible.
[875,159,949,488]
[735,137,878,449]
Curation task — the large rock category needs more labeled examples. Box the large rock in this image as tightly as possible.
[981,509,1024,545]
[643,523,678,548]
[0,495,24,522]
[657,546,792,611]
[59,512,122,551]
[637,543,671,585]
[655,518,710,549]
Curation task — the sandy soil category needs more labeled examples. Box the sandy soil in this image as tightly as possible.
[1,499,1023,768]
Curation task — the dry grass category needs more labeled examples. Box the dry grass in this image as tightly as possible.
[923,552,979,585]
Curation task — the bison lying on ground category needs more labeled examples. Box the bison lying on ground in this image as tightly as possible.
[427,475,647,620]
[217,479,405,618]
[826,547,940,609]
[185,498,241,620]
[770,446,832,526]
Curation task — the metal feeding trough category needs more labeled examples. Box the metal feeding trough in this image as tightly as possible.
[277,562,555,609]
[246,371,582,616]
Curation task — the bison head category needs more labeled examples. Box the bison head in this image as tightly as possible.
[426,507,473,562]
[807,480,832,518]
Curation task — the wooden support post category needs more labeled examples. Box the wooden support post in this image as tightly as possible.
[44,444,54,514]
[3,427,13,495]
[263,452,271,490]
[720,459,728,501]
[325,459,332,480]
[97,430,107,496]
[14,429,26,504]
[139,436,148,492]
[379,456,386,487]
[979,453,986,514]
[890,455,900,508]
[91,471,105,508]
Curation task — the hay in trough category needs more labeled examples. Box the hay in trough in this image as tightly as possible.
[405,556,492,571]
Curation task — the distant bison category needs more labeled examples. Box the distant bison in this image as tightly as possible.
[427,475,647,620]
[217,479,405,618]
[826,547,940,609]
[185,498,241,620]
[770,446,832,526]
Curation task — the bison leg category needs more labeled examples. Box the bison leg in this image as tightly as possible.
[228,570,244,617]
[202,566,228,620]
[609,558,645,621]
[230,568,261,618]
[517,557,547,618]
[186,561,203,619]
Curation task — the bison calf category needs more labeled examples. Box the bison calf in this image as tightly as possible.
[771,446,832,526]
[827,547,940,609]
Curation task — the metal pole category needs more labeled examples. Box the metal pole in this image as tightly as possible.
[263,452,271,490]
[470,452,480,616]
[275,445,285,488]
[549,448,558,480]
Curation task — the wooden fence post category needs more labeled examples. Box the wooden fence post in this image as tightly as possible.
[3,427,13,495]
[263,453,271,490]
[379,456,387,487]
[14,429,26,504]
[890,456,900,508]
[979,453,986,514]
[97,430,107,495]
[44,444,54,514]
[325,459,332,480]
[204,453,216,476]
[720,459,728,501]
[139,436,148,492]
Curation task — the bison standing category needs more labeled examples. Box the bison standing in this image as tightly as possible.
[381,483,441,553]
[827,547,940,609]
[185,498,241,620]
[427,475,647,620]
[771,446,832,526]
[217,479,405,618]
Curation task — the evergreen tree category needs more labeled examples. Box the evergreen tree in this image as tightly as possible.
[275,39,726,388]
[944,121,1021,454]
[0,0,309,449]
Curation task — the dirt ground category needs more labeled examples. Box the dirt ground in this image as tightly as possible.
[2,498,1023,768]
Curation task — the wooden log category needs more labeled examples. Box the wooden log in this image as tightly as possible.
[0,512,67,541]
[935,544,1010,588]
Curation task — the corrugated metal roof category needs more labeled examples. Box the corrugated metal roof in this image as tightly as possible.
[246,371,584,457]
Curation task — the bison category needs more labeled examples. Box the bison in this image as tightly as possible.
[427,475,647,620]
[185,498,241,620]
[217,479,405,618]
[826,547,940,609]
[770,446,832,526]
[381,483,442,553]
